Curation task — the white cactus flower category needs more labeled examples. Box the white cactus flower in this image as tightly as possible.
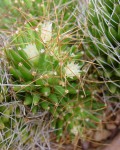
[71,125,81,135]
[64,61,80,78]
[41,21,52,43]
[23,43,39,64]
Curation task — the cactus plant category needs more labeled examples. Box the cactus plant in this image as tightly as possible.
[0,0,77,35]
[0,59,53,149]
[0,0,106,144]
[84,0,120,94]
[3,20,105,139]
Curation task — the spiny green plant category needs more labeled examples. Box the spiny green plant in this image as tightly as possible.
[1,0,105,143]
[0,59,52,149]
[84,0,120,94]
[0,0,77,34]
[3,20,105,139]
[0,103,52,149]
[0,104,22,148]
[0,39,53,150]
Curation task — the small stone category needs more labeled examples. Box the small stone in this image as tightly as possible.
[106,123,116,130]
[86,130,94,137]
[81,140,90,150]
[115,114,120,125]
[93,129,111,142]
[102,133,120,150]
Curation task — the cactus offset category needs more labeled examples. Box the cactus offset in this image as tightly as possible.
[85,0,120,94]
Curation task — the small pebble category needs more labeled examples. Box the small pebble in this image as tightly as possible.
[115,114,120,125]
[93,129,111,142]
[106,124,116,130]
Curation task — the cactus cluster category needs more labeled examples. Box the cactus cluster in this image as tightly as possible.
[3,20,105,138]
[85,0,120,94]
[0,0,108,148]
